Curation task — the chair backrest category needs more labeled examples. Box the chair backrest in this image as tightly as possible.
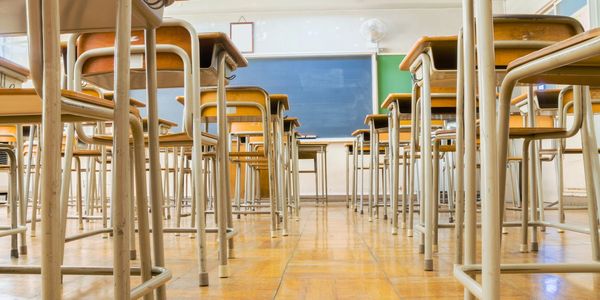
[200,87,270,123]
[77,24,193,90]
[508,114,554,128]
[0,125,16,143]
[562,87,600,113]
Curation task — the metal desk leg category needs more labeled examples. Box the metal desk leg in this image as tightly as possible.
[454,32,465,264]
[30,129,42,237]
[475,0,501,297]
[408,85,418,238]
[39,1,63,297]
[215,52,230,278]
[15,125,26,254]
[113,0,133,297]
[324,146,328,205]
[390,108,399,234]
[144,30,167,299]
[421,54,434,271]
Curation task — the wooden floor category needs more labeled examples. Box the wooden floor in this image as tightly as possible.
[0,203,600,299]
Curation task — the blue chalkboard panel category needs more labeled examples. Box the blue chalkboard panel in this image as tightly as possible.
[231,56,373,138]
[130,88,185,130]
[129,55,373,138]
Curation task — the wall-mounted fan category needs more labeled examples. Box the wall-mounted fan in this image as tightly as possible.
[360,18,387,46]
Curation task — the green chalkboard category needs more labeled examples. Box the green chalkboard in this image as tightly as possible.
[377,54,412,113]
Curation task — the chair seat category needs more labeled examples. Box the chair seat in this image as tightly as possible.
[507,28,600,85]
[71,149,102,157]
[563,148,600,154]
[92,131,218,147]
[0,88,140,124]
[508,127,566,137]
[437,145,456,152]
[229,151,265,157]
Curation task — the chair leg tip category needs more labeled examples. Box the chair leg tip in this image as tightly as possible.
[391,228,398,235]
[418,244,424,254]
[130,250,137,260]
[282,230,289,236]
[270,231,278,238]
[10,249,18,258]
[19,246,27,255]
[228,249,236,259]
[520,244,528,253]
[424,259,433,271]
[531,242,539,252]
[199,272,209,286]
[401,223,406,229]
[218,265,229,278]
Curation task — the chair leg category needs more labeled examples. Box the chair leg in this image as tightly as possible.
[556,139,565,231]
[3,148,19,258]
[432,142,439,254]
[529,139,539,252]
[100,134,108,238]
[75,157,83,231]
[581,87,600,260]
[59,124,76,264]
[30,130,42,237]
[175,147,185,233]
[132,121,155,296]
[128,149,136,260]
[402,149,408,230]
[520,139,531,253]
[23,125,36,236]
[15,124,26,254]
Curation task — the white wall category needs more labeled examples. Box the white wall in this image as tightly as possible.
[166,9,463,55]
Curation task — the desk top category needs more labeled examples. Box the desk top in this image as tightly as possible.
[381,93,411,110]
[198,32,248,69]
[0,0,167,36]
[399,15,583,78]
[284,117,300,130]
[142,118,178,128]
[364,114,389,128]
[103,91,146,108]
[507,28,600,85]
[399,36,458,72]
[351,129,370,137]
[270,94,289,111]
[0,57,29,78]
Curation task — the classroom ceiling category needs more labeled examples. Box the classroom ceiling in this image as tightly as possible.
[167,0,462,15]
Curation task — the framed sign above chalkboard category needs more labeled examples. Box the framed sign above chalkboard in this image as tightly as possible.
[230,22,254,53]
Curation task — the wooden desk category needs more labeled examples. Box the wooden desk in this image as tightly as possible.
[298,141,328,205]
